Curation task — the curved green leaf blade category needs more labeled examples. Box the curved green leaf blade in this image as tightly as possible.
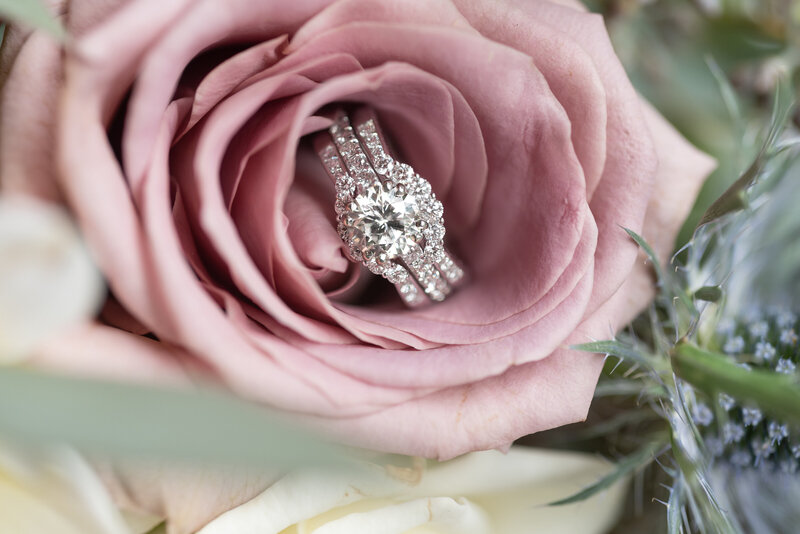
[0,367,346,468]
[672,341,800,425]
[549,440,665,506]
[0,0,65,40]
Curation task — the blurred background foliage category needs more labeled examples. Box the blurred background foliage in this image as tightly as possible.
[585,0,799,246]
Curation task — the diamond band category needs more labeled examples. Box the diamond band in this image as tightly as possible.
[317,110,464,307]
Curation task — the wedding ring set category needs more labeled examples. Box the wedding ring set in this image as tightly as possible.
[317,110,464,307]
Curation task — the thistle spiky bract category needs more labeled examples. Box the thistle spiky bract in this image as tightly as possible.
[564,90,800,533]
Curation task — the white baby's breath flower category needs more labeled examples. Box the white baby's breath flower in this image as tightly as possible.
[0,196,104,363]
[200,448,627,534]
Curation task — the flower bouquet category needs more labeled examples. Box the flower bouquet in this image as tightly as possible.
[0,0,797,533]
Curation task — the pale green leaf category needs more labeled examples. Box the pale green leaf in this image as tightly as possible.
[624,228,665,283]
[693,286,722,303]
[549,440,665,506]
[0,367,346,468]
[705,56,741,131]
[695,85,794,229]
[594,379,666,398]
[575,410,659,440]
[0,0,65,40]
[572,340,665,372]
[667,478,684,534]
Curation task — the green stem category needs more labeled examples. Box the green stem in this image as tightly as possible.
[671,341,800,425]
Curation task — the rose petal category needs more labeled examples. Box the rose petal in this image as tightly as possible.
[308,346,604,459]
[450,0,608,197]
[67,0,128,36]
[263,23,592,342]
[29,321,189,385]
[113,0,333,184]
[179,36,289,137]
[498,0,658,314]
[93,459,275,534]
[0,32,62,200]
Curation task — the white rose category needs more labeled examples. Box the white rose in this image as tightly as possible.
[200,447,627,534]
[0,196,104,362]
[0,441,158,534]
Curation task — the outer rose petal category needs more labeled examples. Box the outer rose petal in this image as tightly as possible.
[0,0,131,198]
[0,31,62,200]
[594,100,716,330]
[452,0,659,317]
[93,460,276,534]
[30,322,192,386]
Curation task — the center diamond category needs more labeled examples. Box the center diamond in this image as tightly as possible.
[346,182,424,258]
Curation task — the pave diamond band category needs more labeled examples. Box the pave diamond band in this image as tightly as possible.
[317,110,464,307]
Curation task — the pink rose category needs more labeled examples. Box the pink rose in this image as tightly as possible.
[1,0,713,459]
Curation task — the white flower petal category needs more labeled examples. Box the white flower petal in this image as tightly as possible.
[0,196,104,362]
[407,448,628,534]
[310,497,491,534]
[0,441,134,534]
[198,464,393,534]
[201,448,627,534]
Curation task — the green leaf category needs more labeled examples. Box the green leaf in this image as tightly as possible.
[549,440,665,506]
[671,341,800,425]
[575,410,659,440]
[693,286,722,303]
[667,478,684,534]
[695,162,754,228]
[145,523,167,534]
[623,227,665,283]
[572,339,665,372]
[572,340,645,361]
[0,0,65,40]
[704,55,742,132]
[695,85,794,229]
[594,379,666,398]
[0,367,347,468]
[701,16,785,63]
[623,228,695,318]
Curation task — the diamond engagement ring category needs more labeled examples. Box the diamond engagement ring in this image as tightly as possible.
[316,109,464,307]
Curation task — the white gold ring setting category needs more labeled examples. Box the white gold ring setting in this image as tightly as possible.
[317,110,464,307]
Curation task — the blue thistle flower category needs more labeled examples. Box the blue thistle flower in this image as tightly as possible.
[754,341,776,362]
[688,309,800,473]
